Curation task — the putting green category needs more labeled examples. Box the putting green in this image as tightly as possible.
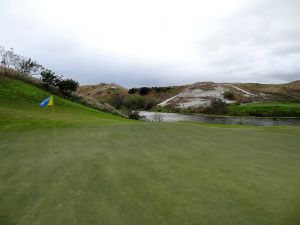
[1,76,300,225]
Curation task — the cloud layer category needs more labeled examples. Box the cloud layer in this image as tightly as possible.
[1,0,299,87]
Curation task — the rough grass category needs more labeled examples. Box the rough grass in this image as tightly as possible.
[228,102,300,117]
[236,82,300,102]
[1,77,300,225]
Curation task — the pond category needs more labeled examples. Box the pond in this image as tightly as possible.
[140,111,300,126]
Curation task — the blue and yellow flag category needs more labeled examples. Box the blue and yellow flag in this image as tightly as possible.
[40,95,54,108]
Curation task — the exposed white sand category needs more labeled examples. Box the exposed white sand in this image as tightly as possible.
[229,85,255,96]
[158,86,235,108]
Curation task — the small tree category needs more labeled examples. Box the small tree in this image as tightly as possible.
[57,78,79,94]
[0,46,5,64]
[41,69,60,87]
[139,87,150,95]
[0,46,43,75]
[0,48,16,68]
[128,88,137,94]
[15,57,43,75]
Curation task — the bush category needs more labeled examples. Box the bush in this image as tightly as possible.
[139,87,150,95]
[128,88,137,94]
[205,98,228,114]
[144,98,158,110]
[124,95,145,110]
[109,94,158,111]
[109,94,124,109]
[128,110,144,120]
[223,90,235,100]
[153,86,171,93]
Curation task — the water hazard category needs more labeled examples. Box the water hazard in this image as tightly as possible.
[140,111,300,126]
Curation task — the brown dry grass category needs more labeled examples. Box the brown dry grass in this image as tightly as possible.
[235,81,300,101]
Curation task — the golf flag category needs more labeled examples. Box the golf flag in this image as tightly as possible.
[40,95,54,108]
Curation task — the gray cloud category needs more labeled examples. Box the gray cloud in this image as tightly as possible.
[0,0,299,87]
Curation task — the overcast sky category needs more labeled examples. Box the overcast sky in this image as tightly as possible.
[1,0,299,87]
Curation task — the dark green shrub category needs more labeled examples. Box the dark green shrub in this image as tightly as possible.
[139,87,150,95]
[205,98,228,114]
[41,69,60,87]
[128,88,137,94]
[124,95,146,110]
[128,110,144,120]
[223,90,235,100]
[109,94,124,109]
[144,98,158,110]
[57,78,79,94]
[154,86,172,93]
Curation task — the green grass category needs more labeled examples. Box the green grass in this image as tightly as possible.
[0,76,132,129]
[1,76,300,225]
[228,102,300,117]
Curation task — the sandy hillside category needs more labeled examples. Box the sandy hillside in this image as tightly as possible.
[76,80,300,109]
[77,83,128,101]
[158,83,253,108]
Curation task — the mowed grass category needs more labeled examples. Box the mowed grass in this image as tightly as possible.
[1,76,300,225]
[228,102,300,117]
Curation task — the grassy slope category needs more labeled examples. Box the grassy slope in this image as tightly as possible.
[1,76,300,225]
[228,102,300,117]
[0,76,131,129]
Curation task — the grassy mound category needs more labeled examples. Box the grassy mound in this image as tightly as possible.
[1,75,300,225]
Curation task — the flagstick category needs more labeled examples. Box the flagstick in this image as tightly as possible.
[53,104,57,153]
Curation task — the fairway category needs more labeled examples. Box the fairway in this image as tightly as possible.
[1,76,300,225]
